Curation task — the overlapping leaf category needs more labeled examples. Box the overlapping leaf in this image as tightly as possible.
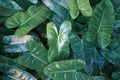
[47,21,71,62]
[86,0,115,48]
[67,0,92,19]
[101,40,120,67]
[14,41,48,72]
[44,60,89,80]
[5,3,51,38]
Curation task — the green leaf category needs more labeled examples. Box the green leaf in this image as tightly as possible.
[112,72,120,80]
[0,63,37,80]
[5,3,51,38]
[14,40,48,72]
[67,0,92,19]
[77,0,92,16]
[86,0,115,48]
[44,60,89,80]
[67,0,79,19]
[42,0,68,17]
[47,20,71,62]
[101,40,120,67]
[0,0,22,16]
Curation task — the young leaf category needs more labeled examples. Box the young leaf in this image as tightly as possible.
[101,40,120,67]
[14,41,48,72]
[86,0,115,48]
[44,60,89,80]
[5,3,51,38]
[47,20,71,62]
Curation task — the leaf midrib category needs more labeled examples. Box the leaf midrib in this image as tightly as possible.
[31,53,48,65]
[51,70,76,73]
[20,6,43,26]
[97,7,105,34]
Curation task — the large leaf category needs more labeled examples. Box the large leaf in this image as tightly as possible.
[101,40,120,67]
[69,32,106,75]
[42,0,68,17]
[0,63,37,80]
[44,60,89,80]
[5,3,51,38]
[47,20,71,62]
[86,0,115,48]
[14,40,48,72]
[0,0,22,16]
[112,72,120,80]
[67,0,92,19]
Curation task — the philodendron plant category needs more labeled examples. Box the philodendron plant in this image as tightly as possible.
[0,0,120,80]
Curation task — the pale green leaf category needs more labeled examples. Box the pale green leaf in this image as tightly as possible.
[47,20,71,62]
[77,0,92,16]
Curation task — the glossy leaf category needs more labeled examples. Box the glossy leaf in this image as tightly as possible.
[101,40,120,67]
[0,63,37,80]
[42,0,68,17]
[69,32,105,75]
[0,0,22,16]
[15,40,48,72]
[5,3,51,38]
[47,20,71,62]
[86,0,115,48]
[44,60,89,80]
[67,0,92,19]
[112,72,120,80]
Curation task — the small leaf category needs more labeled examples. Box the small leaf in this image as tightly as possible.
[5,3,51,38]
[44,60,88,80]
[14,41,48,72]
[86,0,115,48]
[47,20,71,62]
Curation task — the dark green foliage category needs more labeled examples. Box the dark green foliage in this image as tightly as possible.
[0,0,120,80]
